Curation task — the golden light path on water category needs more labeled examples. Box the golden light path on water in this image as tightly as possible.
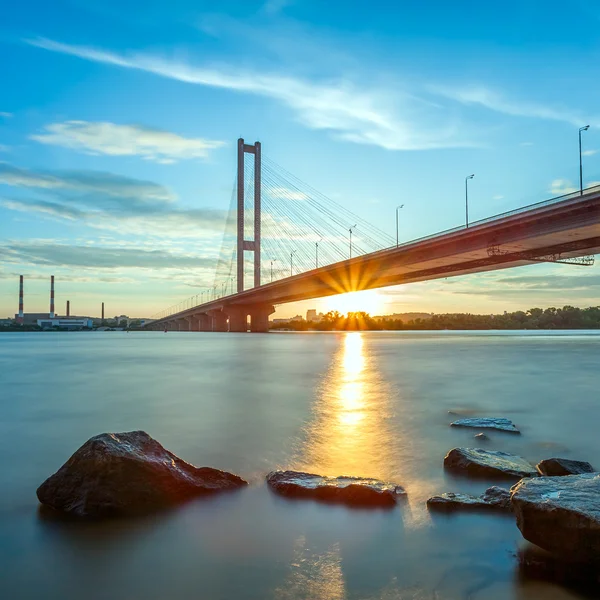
[297,332,434,511]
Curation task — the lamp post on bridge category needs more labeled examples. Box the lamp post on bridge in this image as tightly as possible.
[579,125,590,196]
[465,174,474,228]
[290,250,297,277]
[315,235,323,268]
[349,224,357,259]
[270,259,276,282]
[396,205,404,248]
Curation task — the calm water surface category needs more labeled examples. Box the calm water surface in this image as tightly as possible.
[1,330,599,599]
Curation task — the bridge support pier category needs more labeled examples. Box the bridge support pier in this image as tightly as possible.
[197,314,211,331]
[186,315,200,332]
[176,318,189,332]
[208,309,228,332]
[224,304,274,333]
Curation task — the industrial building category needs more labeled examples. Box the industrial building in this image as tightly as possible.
[15,275,94,329]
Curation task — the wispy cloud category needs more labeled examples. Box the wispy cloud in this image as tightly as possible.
[493,194,504,200]
[434,85,599,127]
[0,240,216,270]
[520,141,534,146]
[582,149,598,157]
[262,0,294,16]
[0,112,12,118]
[0,162,230,238]
[549,179,578,195]
[30,121,225,163]
[24,37,475,151]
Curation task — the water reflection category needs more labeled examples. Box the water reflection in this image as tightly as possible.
[275,536,346,600]
[298,333,395,479]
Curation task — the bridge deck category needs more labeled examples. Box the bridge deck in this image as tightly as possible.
[149,189,600,327]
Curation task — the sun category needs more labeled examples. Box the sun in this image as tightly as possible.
[322,289,384,316]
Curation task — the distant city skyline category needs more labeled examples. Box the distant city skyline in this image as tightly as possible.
[1,0,600,318]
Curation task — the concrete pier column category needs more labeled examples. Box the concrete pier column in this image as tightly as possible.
[224,306,248,332]
[249,305,275,333]
[176,318,189,332]
[197,314,211,331]
[186,315,200,332]
[207,309,228,332]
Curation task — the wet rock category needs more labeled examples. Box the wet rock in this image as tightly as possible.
[450,417,520,433]
[511,473,600,563]
[427,486,511,512]
[37,431,247,517]
[474,433,489,441]
[266,470,406,507]
[444,448,538,479]
[517,545,600,587]
[536,457,595,477]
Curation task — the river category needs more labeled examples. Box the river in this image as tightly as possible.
[0,330,598,599]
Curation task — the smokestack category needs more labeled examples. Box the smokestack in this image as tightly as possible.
[50,275,55,318]
[18,275,24,324]
[66,300,70,317]
[102,302,105,321]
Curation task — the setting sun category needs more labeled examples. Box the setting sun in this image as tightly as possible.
[322,289,384,316]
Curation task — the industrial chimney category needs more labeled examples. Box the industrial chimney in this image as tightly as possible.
[50,276,55,318]
[66,300,70,317]
[18,275,24,324]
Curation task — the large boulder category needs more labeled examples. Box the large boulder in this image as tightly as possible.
[536,457,595,477]
[37,431,247,517]
[427,486,511,512]
[450,417,520,433]
[266,470,406,507]
[511,473,600,563]
[444,448,537,479]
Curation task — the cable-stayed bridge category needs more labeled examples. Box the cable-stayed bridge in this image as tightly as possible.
[147,139,600,332]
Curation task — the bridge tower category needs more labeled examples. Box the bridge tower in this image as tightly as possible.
[237,138,261,293]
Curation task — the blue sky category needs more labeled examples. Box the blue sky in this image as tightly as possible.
[1,0,600,318]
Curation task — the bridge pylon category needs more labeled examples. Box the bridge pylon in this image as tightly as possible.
[237,138,261,293]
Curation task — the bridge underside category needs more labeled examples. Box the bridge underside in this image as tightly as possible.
[146,192,600,332]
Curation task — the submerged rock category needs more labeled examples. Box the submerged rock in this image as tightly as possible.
[511,473,600,563]
[37,431,247,517]
[474,433,489,441]
[450,417,520,433]
[427,486,511,512]
[266,470,406,507]
[536,457,595,477]
[444,448,538,479]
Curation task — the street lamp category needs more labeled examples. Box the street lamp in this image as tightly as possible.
[290,249,297,276]
[349,224,357,259]
[465,174,474,228]
[315,235,323,268]
[579,125,590,196]
[396,205,404,247]
[270,259,275,282]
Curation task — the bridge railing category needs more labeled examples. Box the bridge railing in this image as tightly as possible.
[384,182,600,254]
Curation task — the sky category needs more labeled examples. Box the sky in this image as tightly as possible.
[1,0,600,319]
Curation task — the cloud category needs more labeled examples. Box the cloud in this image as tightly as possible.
[25,37,476,151]
[0,240,216,270]
[30,121,225,163]
[434,85,599,127]
[549,179,578,195]
[0,144,9,152]
[493,194,504,200]
[0,112,12,118]
[495,273,600,291]
[0,162,230,239]
[0,163,175,206]
[582,149,598,156]
[262,0,294,15]
[266,186,309,200]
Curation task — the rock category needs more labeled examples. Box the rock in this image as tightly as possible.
[427,486,511,512]
[266,470,406,507]
[444,448,538,479]
[517,546,600,586]
[450,417,520,433]
[37,431,247,517]
[511,473,600,563]
[474,433,489,440]
[536,457,595,477]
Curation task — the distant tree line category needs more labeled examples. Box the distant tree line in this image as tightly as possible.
[270,306,600,331]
